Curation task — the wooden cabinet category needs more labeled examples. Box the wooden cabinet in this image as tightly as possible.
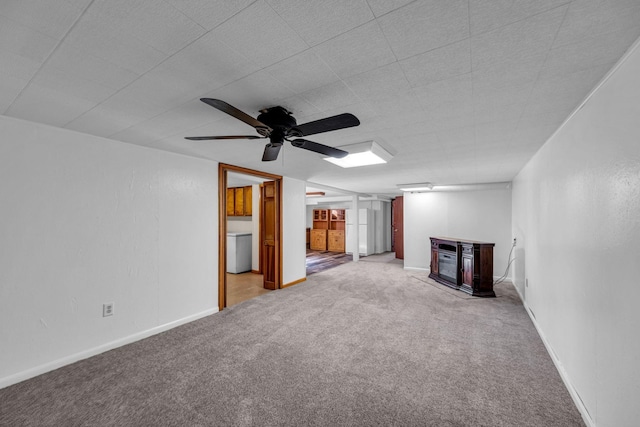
[327,230,345,252]
[330,209,345,222]
[310,229,327,251]
[310,209,346,252]
[226,188,235,216]
[311,209,328,251]
[244,186,252,216]
[227,186,252,216]
[234,187,244,216]
[428,237,495,297]
[313,209,328,229]
[328,209,345,253]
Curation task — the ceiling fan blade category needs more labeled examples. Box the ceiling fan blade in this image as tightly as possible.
[293,113,360,137]
[262,143,282,161]
[200,98,271,131]
[185,135,264,140]
[290,139,348,158]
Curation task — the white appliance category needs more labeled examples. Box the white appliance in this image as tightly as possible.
[227,232,252,273]
[346,208,376,256]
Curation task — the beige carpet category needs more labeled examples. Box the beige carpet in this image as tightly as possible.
[0,258,584,426]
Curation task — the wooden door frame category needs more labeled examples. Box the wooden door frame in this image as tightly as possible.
[218,163,283,311]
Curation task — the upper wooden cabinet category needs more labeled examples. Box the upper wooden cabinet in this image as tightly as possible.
[234,187,244,216]
[329,209,345,230]
[244,186,252,216]
[226,188,235,216]
[227,186,253,216]
[312,209,328,230]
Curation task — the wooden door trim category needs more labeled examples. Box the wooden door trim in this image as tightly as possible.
[218,163,283,311]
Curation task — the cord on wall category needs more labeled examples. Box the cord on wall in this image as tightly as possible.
[494,239,516,285]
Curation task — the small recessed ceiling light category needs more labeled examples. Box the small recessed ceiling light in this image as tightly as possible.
[324,140,393,168]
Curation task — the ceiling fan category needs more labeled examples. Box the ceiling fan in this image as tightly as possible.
[185,98,360,161]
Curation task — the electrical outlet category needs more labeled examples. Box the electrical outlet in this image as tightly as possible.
[103,303,114,317]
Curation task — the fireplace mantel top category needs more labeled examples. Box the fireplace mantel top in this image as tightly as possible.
[431,236,495,246]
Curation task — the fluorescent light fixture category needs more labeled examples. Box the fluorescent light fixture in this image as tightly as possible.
[398,183,434,192]
[398,182,511,192]
[324,140,393,168]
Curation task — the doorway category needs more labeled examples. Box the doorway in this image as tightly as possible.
[219,164,283,311]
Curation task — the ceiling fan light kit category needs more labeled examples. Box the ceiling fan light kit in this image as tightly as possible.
[185,99,360,162]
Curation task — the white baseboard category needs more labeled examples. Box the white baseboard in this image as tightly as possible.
[512,286,594,427]
[0,307,218,390]
[403,266,429,272]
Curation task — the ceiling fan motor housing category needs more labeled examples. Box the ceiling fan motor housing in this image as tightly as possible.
[257,107,301,142]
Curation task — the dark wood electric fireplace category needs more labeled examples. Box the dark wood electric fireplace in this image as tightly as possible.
[429,237,495,297]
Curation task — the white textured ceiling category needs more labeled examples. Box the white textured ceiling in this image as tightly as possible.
[2,0,639,196]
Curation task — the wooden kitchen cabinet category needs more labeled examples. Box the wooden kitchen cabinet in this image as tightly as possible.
[234,187,244,216]
[243,186,252,216]
[226,188,235,216]
[227,186,253,216]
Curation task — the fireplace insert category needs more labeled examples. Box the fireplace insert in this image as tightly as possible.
[438,249,457,283]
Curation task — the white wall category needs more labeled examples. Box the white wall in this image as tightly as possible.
[283,178,306,285]
[512,40,640,427]
[227,217,252,233]
[0,115,218,388]
[403,189,512,275]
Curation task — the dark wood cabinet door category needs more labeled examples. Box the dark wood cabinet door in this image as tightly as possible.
[462,255,473,288]
[431,248,439,275]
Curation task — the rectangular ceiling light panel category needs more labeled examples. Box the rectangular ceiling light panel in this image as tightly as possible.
[324,140,393,168]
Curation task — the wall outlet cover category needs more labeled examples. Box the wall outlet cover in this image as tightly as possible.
[103,303,114,317]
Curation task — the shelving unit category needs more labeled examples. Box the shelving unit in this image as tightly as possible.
[310,209,346,253]
[327,209,345,252]
[310,209,329,251]
[313,209,328,228]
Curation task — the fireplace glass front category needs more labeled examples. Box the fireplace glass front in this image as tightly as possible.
[438,250,457,283]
